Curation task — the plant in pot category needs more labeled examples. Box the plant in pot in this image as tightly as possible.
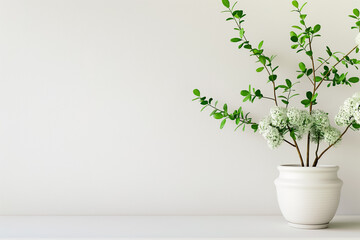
[192,0,360,229]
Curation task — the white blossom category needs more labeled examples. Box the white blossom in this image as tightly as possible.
[323,126,341,145]
[311,109,330,130]
[270,107,287,128]
[258,116,283,149]
[259,116,272,134]
[335,92,360,126]
[287,108,312,139]
[262,126,283,149]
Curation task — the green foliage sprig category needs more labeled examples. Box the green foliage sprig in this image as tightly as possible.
[192,0,360,167]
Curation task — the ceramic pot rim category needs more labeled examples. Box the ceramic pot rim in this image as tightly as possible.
[278,164,339,172]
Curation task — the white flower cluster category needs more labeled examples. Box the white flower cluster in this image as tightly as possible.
[259,115,281,149]
[335,92,360,126]
[259,107,342,149]
[287,108,312,139]
[310,110,341,144]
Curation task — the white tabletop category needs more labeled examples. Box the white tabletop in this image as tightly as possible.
[0,216,359,239]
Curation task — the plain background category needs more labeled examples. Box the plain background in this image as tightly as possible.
[0,0,359,215]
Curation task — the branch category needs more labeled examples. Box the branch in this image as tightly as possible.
[312,124,352,167]
[315,45,358,91]
[287,125,304,166]
[284,139,296,147]
[228,9,278,106]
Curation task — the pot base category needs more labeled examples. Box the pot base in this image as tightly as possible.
[288,222,329,229]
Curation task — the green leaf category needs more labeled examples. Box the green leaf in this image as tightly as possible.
[231,38,241,42]
[223,104,228,112]
[299,62,306,71]
[300,14,307,20]
[269,74,277,81]
[313,24,321,33]
[306,91,312,100]
[290,36,298,42]
[315,76,322,82]
[326,46,332,56]
[200,101,208,105]
[220,119,226,129]
[349,15,358,19]
[251,124,258,132]
[239,28,245,38]
[356,21,360,27]
[306,68,313,76]
[193,89,200,96]
[232,10,243,18]
[300,2,307,11]
[238,42,246,49]
[286,79,292,88]
[291,44,299,49]
[352,122,360,129]
[354,8,360,17]
[292,1,298,8]
[256,67,264,72]
[306,51,313,57]
[222,0,230,8]
[301,99,311,107]
[258,40,264,49]
[213,113,223,119]
[259,56,266,65]
[290,129,296,140]
[254,89,263,98]
[281,99,288,105]
[349,77,359,83]
[292,25,302,30]
[243,95,251,102]
[240,90,249,96]
[201,105,208,112]
[311,93,318,102]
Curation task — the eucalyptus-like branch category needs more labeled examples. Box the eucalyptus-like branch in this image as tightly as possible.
[315,45,358,91]
[227,8,278,106]
[312,123,352,167]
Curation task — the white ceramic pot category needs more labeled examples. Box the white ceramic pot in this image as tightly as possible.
[274,165,343,229]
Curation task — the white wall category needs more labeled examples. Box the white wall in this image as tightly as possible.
[0,0,359,215]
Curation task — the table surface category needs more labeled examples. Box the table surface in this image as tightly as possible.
[0,216,359,239]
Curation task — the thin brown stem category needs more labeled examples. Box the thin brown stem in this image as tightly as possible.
[249,94,275,101]
[293,138,304,167]
[315,55,332,72]
[306,75,314,84]
[313,124,352,167]
[287,125,304,166]
[284,139,296,147]
[315,137,320,160]
[306,38,317,167]
[315,46,358,91]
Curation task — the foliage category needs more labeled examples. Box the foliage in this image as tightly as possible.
[192,0,360,167]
